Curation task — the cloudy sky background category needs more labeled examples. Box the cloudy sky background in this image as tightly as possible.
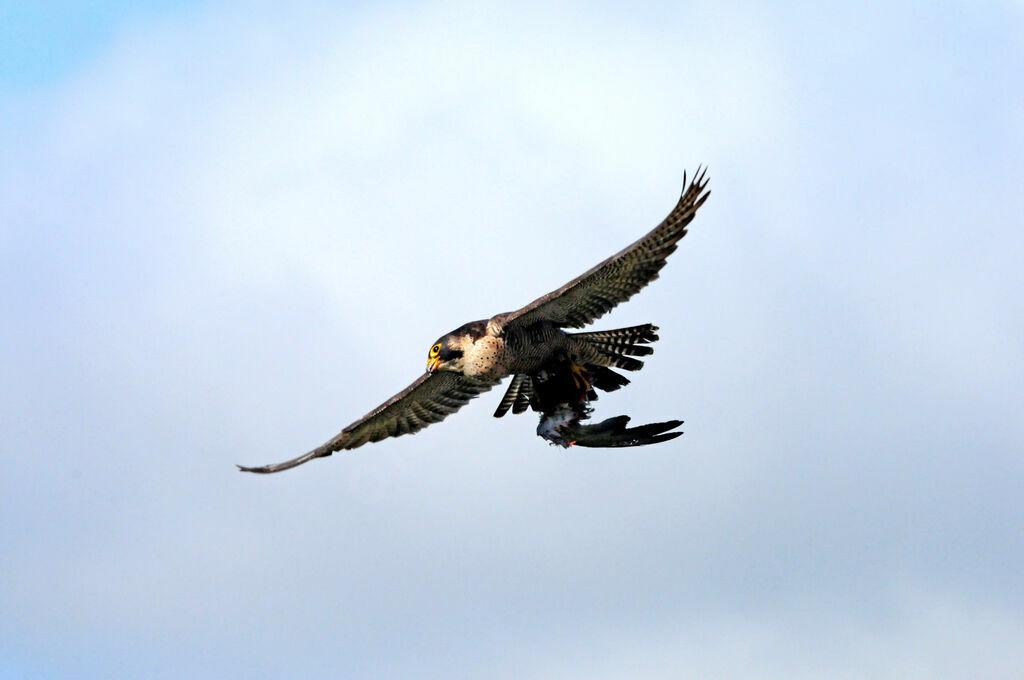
[2,1,1022,678]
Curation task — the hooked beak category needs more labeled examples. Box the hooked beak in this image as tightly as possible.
[426,357,441,374]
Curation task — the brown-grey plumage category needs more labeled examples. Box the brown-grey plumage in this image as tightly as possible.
[493,166,710,331]
[493,323,659,418]
[237,371,497,473]
[238,168,709,473]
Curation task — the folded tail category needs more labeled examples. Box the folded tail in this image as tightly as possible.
[567,416,683,448]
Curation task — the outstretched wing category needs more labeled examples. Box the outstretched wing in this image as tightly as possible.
[498,167,710,331]
[238,371,498,473]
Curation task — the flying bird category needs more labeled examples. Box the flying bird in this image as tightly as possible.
[239,168,710,473]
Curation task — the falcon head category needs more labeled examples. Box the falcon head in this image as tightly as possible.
[425,337,463,374]
[425,321,487,374]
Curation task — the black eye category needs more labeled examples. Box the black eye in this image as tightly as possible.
[431,344,441,356]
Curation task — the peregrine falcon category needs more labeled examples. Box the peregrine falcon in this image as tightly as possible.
[239,168,710,473]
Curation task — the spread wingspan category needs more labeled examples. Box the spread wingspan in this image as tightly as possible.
[498,168,710,331]
[238,372,497,473]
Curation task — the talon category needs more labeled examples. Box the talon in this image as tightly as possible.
[570,363,590,391]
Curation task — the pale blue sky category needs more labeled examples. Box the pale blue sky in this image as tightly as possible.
[2,2,1023,679]
[0,2,202,87]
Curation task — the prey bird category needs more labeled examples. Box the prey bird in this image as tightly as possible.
[239,168,710,473]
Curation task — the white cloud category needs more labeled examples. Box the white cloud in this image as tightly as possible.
[501,587,1024,680]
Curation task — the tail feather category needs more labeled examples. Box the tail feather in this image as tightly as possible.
[583,340,654,357]
[568,416,684,448]
[589,366,631,392]
[593,350,645,372]
[574,323,660,373]
[513,376,534,414]
[494,374,528,418]
[497,323,664,418]
[574,323,659,345]
[495,374,539,417]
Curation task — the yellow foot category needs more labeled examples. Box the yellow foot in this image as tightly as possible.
[570,363,591,392]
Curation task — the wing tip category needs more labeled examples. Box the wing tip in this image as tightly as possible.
[236,445,338,474]
[682,165,711,203]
